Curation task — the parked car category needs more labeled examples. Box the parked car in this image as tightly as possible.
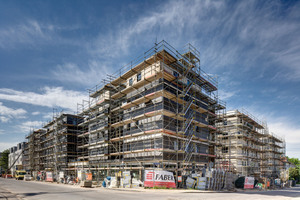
[6,174,13,178]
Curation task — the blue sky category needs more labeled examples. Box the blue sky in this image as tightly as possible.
[0,0,299,158]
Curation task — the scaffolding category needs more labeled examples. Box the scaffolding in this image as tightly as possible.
[21,40,287,185]
[215,109,285,179]
[25,129,44,172]
[36,113,83,177]
[260,126,286,179]
[76,40,225,182]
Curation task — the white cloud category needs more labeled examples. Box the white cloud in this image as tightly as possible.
[0,87,87,112]
[88,0,225,58]
[0,142,18,152]
[0,129,5,135]
[268,121,300,144]
[218,90,237,100]
[52,61,112,86]
[0,116,10,123]
[17,121,44,133]
[0,20,50,49]
[0,19,84,49]
[42,112,54,120]
[87,0,300,81]
[0,102,27,116]
[268,121,300,159]
[32,111,40,115]
[0,102,27,123]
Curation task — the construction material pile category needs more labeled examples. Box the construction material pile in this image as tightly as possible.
[186,168,235,191]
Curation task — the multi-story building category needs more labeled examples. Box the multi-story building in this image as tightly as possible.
[77,41,225,181]
[261,132,285,178]
[38,114,83,176]
[8,142,27,175]
[216,109,265,178]
[25,129,45,173]
[216,109,285,178]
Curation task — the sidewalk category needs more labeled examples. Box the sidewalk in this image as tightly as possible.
[27,180,220,193]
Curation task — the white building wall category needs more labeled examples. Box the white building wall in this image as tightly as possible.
[8,142,26,175]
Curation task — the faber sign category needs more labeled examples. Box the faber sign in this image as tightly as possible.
[46,172,53,182]
[144,170,176,188]
[244,177,254,189]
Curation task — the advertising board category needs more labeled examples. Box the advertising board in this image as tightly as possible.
[244,177,254,189]
[144,170,176,188]
[46,172,53,182]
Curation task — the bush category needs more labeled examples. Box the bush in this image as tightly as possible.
[289,167,300,182]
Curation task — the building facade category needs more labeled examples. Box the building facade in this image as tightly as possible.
[25,129,45,172]
[76,41,225,181]
[261,132,285,178]
[21,41,287,183]
[24,114,83,176]
[216,109,285,178]
[8,142,27,175]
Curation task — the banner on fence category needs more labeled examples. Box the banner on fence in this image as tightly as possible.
[86,173,92,181]
[144,170,176,188]
[46,172,53,182]
[244,177,254,189]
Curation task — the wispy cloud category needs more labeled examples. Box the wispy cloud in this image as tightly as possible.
[32,111,40,115]
[0,116,10,123]
[0,142,19,151]
[17,120,44,134]
[0,87,86,112]
[0,20,51,49]
[0,102,27,123]
[42,112,54,120]
[88,1,209,57]
[87,0,300,81]
[218,90,237,100]
[52,61,112,86]
[0,19,84,49]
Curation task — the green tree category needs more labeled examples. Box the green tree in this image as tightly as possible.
[0,149,9,172]
[288,157,300,166]
[288,157,300,183]
[289,168,299,179]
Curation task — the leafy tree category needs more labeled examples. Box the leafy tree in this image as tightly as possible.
[288,157,300,166]
[289,167,299,182]
[289,168,299,178]
[0,149,9,172]
[288,157,300,183]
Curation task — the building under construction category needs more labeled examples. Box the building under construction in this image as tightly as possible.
[76,41,225,181]
[34,114,83,176]
[18,41,288,185]
[25,129,45,172]
[216,109,285,178]
[261,131,285,178]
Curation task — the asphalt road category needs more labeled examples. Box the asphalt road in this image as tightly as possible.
[0,178,300,200]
